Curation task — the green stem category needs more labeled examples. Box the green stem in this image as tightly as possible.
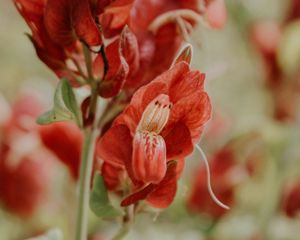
[112,205,134,240]
[75,126,98,240]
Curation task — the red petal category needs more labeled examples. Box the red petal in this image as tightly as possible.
[132,131,167,184]
[72,0,102,46]
[162,122,193,160]
[146,160,178,208]
[96,124,132,167]
[27,34,66,72]
[101,162,125,191]
[169,91,212,143]
[169,70,205,103]
[120,26,140,77]
[14,0,45,25]
[39,122,82,180]
[120,183,155,207]
[44,0,74,46]
[15,0,68,73]
[98,39,129,98]
[122,62,188,123]
[121,161,178,207]
[100,3,132,38]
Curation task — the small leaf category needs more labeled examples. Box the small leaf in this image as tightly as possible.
[90,172,123,218]
[37,79,82,127]
[60,80,82,127]
[26,228,63,240]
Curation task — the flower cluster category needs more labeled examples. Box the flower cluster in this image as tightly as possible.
[14,0,226,96]
[12,0,229,238]
[0,93,83,217]
[251,0,300,122]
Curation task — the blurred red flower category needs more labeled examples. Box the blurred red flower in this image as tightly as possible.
[282,182,300,218]
[39,122,83,180]
[0,147,53,217]
[0,94,53,217]
[97,61,211,208]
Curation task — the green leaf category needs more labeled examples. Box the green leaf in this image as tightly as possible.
[26,228,63,240]
[90,172,123,218]
[36,79,82,127]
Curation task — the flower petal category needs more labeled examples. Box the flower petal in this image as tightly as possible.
[169,91,212,142]
[132,131,167,184]
[44,0,74,46]
[146,160,178,208]
[98,39,129,98]
[100,3,133,38]
[162,122,193,160]
[101,162,125,191]
[96,124,132,167]
[39,122,82,180]
[120,183,155,207]
[120,26,140,77]
[120,160,177,207]
[72,0,102,47]
[169,70,205,103]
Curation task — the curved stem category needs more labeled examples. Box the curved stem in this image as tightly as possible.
[195,145,230,210]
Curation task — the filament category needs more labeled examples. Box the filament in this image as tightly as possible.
[195,144,230,210]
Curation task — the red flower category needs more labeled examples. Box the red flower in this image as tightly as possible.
[282,182,300,218]
[124,0,203,91]
[204,0,227,29]
[0,147,53,217]
[14,0,74,83]
[286,0,300,23]
[187,148,237,219]
[97,61,211,208]
[251,20,300,123]
[39,122,83,180]
[14,0,134,89]
[0,94,53,217]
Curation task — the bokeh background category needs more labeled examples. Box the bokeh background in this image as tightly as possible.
[1,0,300,239]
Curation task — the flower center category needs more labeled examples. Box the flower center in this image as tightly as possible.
[137,94,172,134]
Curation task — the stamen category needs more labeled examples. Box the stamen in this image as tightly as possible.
[149,9,209,34]
[195,144,230,210]
[137,94,172,134]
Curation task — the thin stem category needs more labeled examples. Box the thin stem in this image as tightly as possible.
[75,42,100,240]
[75,126,98,240]
[82,43,94,82]
[112,205,134,240]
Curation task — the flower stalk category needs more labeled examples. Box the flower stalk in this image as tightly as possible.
[75,44,101,240]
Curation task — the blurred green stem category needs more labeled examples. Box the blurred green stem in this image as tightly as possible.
[112,205,134,240]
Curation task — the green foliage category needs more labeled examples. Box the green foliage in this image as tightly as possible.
[37,79,82,127]
[90,173,123,218]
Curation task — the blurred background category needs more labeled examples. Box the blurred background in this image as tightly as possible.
[1,0,300,239]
